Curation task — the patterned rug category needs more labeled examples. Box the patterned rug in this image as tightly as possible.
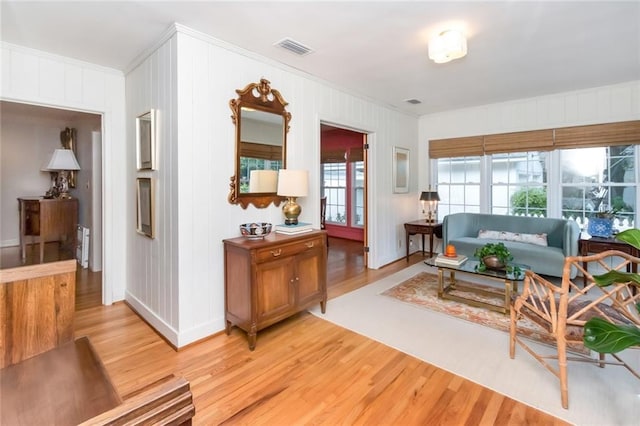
[381,272,587,354]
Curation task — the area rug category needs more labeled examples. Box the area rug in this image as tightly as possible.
[380,271,587,354]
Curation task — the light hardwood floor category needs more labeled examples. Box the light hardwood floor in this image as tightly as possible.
[3,239,567,425]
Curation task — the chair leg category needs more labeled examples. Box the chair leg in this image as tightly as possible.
[558,337,569,409]
[509,308,517,358]
[599,352,605,368]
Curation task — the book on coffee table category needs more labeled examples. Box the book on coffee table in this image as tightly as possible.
[434,253,468,267]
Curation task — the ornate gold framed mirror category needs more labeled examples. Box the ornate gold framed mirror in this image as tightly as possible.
[229,78,291,209]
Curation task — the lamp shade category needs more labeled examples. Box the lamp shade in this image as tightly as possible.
[277,169,309,197]
[428,30,467,64]
[420,191,440,201]
[45,148,81,171]
[249,170,278,193]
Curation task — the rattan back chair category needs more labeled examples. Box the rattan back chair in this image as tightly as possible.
[509,250,640,409]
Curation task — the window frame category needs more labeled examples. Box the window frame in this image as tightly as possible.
[432,146,638,229]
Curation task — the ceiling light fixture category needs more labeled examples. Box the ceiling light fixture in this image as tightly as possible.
[428,30,467,64]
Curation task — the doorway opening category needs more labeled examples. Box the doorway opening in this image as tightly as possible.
[0,101,104,309]
[320,123,368,270]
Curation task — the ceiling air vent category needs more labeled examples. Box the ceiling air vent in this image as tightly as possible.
[405,99,422,105]
[274,38,314,56]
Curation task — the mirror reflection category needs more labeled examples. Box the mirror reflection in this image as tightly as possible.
[229,78,290,209]
[239,108,284,193]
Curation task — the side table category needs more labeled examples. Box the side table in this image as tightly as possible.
[404,220,442,261]
[579,235,639,286]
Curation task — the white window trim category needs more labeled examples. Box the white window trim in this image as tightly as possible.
[431,147,640,221]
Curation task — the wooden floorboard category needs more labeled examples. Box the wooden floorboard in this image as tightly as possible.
[2,238,568,425]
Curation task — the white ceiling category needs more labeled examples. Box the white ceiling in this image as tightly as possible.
[2,1,639,116]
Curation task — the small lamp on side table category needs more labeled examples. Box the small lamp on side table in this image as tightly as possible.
[277,169,309,225]
[44,148,81,199]
[420,189,440,223]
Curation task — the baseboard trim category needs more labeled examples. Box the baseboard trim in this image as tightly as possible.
[124,292,179,348]
[1,239,19,248]
[124,291,224,349]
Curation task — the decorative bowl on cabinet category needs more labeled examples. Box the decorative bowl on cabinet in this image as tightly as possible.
[239,222,272,239]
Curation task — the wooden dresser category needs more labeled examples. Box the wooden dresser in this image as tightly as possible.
[223,230,327,350]
[18,197,78,263]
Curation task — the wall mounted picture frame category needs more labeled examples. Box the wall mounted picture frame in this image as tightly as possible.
[136,177,154,238]
[136,110,156,170]
[392,146,409,193]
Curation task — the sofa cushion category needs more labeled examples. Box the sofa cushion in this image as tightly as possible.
[478,229,548,246]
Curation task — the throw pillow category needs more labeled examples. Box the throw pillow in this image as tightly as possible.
[478,229,548,246]
[478,229,503,240]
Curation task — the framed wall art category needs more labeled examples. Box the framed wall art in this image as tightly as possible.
[136,177,154,238]
[136,110,156,170]
[392,146,409,193]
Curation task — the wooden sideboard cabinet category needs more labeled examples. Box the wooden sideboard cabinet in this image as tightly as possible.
[18,197,78,263]
[223,230,327,350]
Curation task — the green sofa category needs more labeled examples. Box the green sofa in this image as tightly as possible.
[442,213,580,278]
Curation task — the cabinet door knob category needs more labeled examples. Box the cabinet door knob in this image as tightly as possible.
[305,242,315,248]
[271,249,282,257]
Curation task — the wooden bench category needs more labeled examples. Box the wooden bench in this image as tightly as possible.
[1,260,195,424]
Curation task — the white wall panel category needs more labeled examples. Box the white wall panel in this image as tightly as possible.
[1,42,126,306]
[10,50,39,99]
[82,68,106,107]
[64,63,83,104]
[38,57,65,101]
[125,35,180,343]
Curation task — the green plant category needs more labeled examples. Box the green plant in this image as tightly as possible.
[592,207,620,219]
[473,242,522,277]
[583,228,640,353]
[511,187,547,217]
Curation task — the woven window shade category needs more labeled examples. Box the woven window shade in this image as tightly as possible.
[321,149,347,163]
[554,120,640,149]
[429,136,483,159]
[484,129,554,154]
[240,142,282,161]
[349,147,364,162]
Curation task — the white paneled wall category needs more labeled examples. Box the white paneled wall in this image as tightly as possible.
[419,81,640,140]
[124,25,419,347]
[0,42,126,305]
[125,34,180,342]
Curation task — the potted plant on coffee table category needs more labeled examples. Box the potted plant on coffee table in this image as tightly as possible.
[474,242,522,278]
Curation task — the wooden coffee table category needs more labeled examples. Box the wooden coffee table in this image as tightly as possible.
[425,257,529,314]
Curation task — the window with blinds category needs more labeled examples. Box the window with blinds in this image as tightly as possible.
[431,121,639,227]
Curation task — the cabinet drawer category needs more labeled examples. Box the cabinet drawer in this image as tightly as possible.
[255,236,324,263]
